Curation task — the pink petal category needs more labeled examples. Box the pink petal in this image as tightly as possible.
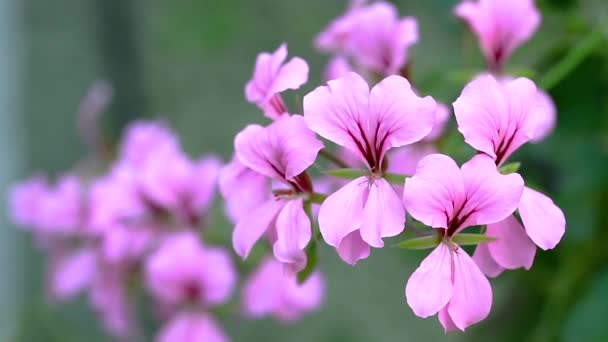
[447,247,492,331]
[190,155,222,212]
[234,116,323,182]
[278,270,325,322]
[457,154,524,230]
[232,199,285,259]
[405,243,453,318]
[242,257,282,317]
[51,248,96,301]
[486,215,536,270]
[318,177,366,248]
[336,230,371,265]
[472,243,505,278]
[453,75,509,160]
[518,187,565,250]
[368,75,436,160]
[268,56,309,97]
[438,307,459,333]
[403,154,465,228]
[218,156,269,223]
[303,72,371,165]
[387,144,437,176]
[454,75,542,165]
[425,102,451,141]
[199,247,237,306]
[322,55,353,82]
[158,312,228,342]
[272,199,312,273]
[531,89,556,142]
[245,43,288,104]
[361,178,405,247]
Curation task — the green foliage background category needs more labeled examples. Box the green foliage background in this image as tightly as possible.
[3,0,608,341]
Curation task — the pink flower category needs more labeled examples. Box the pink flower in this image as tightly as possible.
[242,257,325,322]
[454,75,566,263]
[388,144,437,177]
[138,148,221,222]
[37,175,84,235]
[232,115,323,273]
[403,154,524,331]
[157,311,229,342]
[218,155,269,223]
[145,232,236,309]
[316,2,418,76]
[120,120,179,168]
[455,0,541,72]
[87,163,146,233]
[245,44,309,120]
[303,72,436,265]
[346,2,418,76]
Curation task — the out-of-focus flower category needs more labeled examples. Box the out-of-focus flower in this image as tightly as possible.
[455,0,540,71]
[242,257,325,322]
[232,115,323,273]
[316,2,418,76]
[90,266,135,338]
[245,43,309,119]
[145,232,236,309]
[157,311,229,342]
[322,55,353,83]
[304,72,435,265]
[403,154,524,331]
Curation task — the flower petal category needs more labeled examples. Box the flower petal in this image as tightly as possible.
[457,154,524,230]
[234,115,323,182]
[199,247,237,306]
[403,154,465,228]
[472,243,505,278]
[369,75,436,161]
[336,230,371,266]
[518,187,565,250]
[487,215,536,270]
[318,177,365,248]
[158,312,228,342]
[438,307,459,333]
[232,199,285,259]
[405,243,453,318]
[268,56,309,97]
[273,199,312,273]
[447,247,492,331]
[303,72,371,165]
[361,178,405,247]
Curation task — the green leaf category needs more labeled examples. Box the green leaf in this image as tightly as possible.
[324,168,366,179]
[451,233,495,246]
[499,162,521,174]
[297,239,317,284]
[384,172,408,185]
[393,235,441,250]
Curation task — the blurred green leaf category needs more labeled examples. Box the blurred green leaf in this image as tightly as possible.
[394,235,440,250]
[452,233,496,246]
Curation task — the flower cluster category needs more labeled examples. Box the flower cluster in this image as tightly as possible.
[10,0,566,339]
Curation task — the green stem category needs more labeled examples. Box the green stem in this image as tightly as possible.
[309,192,328,204]
[319,148,349,168]
[539,28,606,90]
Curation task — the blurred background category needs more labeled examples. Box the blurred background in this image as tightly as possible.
[1,0,607,341]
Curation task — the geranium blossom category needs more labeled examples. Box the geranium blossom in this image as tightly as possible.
[453,75,566,274]
[404,154,524,331]
[232,115,323,272]
[304,72,436,265]
[242,257,325,322]
[455,0,541,71]
[245,44,309,119]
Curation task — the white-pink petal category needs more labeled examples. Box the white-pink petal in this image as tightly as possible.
[518,187,566,250]
[361,178,405,247]
[232,199,285,259]
[405,243,453,318]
